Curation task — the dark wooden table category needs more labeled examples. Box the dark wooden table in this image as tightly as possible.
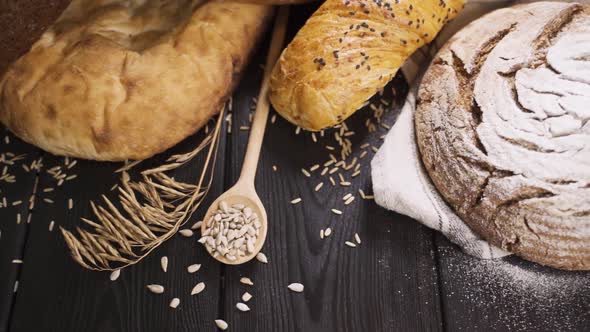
[1,5,589,332]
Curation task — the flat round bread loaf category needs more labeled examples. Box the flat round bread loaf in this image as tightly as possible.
[416,2,590,270]
[0,0,271,161]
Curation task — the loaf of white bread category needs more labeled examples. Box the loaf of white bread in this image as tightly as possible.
[0,0,272,160]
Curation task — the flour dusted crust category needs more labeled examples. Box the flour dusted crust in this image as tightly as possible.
[0,0,272,161]
[416,2,590,270]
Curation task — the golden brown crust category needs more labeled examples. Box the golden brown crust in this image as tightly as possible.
[0,0,272,161]
[416,2,590,270]
[269,0,464,131]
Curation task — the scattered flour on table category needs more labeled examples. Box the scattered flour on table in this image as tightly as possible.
[443,251,590,331]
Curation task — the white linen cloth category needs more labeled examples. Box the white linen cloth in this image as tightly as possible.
[371,0,585,259]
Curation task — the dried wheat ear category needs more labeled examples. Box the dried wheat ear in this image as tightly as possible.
[61,106,226,271]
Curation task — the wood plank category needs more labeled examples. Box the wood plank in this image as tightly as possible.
[9,126,227,331]
[218,6,442,327]
[436,234,590,332]
[0,129,40,332]
[222,74,443,332]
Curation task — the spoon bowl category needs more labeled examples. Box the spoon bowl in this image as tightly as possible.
[201,182,267,265]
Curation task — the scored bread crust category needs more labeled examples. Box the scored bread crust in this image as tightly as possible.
[416,2,590,270]
[0,0,272,161]
[269,0,465,131]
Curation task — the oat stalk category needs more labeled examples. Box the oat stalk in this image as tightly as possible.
[61,107,225,271]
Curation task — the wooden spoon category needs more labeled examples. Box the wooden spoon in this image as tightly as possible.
[201,7,288,265]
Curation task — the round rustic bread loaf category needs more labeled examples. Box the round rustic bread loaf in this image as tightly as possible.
[0,0,271,161]
[415,2,590,270]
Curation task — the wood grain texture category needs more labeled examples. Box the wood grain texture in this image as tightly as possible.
[218,6,441,329]
[222,71,440,331]
[1,3,589,332]
[0,130,40,332]
[8,128,227,332]
[436,234,590,332]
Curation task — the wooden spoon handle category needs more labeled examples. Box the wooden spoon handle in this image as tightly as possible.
[239,6,289,184]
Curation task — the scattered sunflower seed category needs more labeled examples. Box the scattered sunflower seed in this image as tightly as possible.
[314,182,324,192]
[147,284,165,294]
[236,302,250,312]
[242,292,252,302]
[191,282,206,295]
[345,241,357,248]
[324,228,332,237]
[109,269,121,281]
[354,233,361,244]
[290,198,302,204]
[288,283,304,293]
[240,277,254,286]
[329,177,336,186]
[187,264,201,273]
[170,298,180,308]
[161,256,168,273]
[179,229,194,237]
[215,319,228,330]
[344,196,355,205]
[256,252,268,264]
[190,221,203,230]
[331,209,342,215]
